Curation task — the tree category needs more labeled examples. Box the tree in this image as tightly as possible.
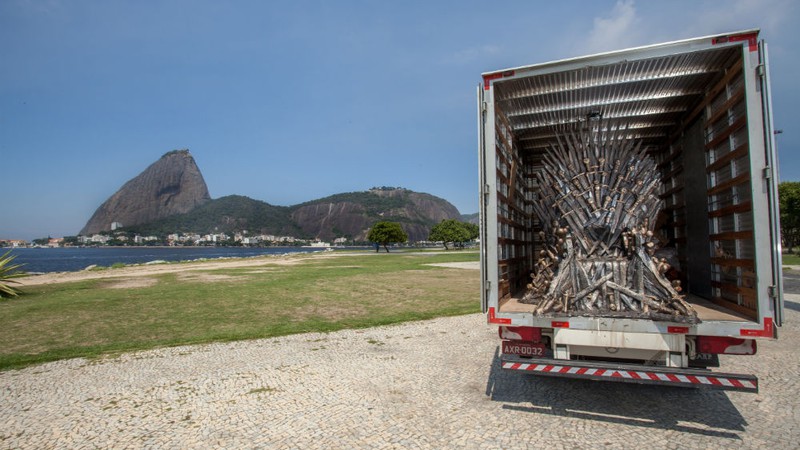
[429,219,478,250]
[62,236,80,246]
[367,221,408,252]
[463,222,479,241]
[779,181,800,253]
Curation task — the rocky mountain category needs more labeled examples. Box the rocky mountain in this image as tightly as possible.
[80,150,464,242]
[80,150,211,235]
[290,188,462,242]
[124,188,461,243]
[461,213,479,225]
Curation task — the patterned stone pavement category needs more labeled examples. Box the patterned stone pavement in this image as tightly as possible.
[2,275,799,449]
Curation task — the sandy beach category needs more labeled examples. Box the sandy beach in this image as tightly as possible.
[15,251,342,287]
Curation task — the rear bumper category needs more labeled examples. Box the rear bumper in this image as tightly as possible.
[501,355,758,393]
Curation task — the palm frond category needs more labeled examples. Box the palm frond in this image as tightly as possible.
[0,250,26,298]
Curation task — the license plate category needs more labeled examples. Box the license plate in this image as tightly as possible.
[503,341,546,357]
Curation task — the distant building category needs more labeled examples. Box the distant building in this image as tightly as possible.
[134,235,160,244]
[91,234,110,244]
[0,239,28,248]
[306,241,332,248]
[241,236,260,245]
[111,222,123,230]
[199,233,229,244]
[48,238,64,248]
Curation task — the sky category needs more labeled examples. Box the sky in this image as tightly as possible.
[1,0,798,240]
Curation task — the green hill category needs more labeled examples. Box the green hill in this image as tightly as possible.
[123,195,303,237]
[120,188,462,243]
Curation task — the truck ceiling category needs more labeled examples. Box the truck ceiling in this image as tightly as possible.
[483,30,758,160]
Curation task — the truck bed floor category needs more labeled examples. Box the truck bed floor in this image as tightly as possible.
[499,293,753,323]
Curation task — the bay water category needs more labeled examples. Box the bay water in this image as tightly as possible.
[5,247,329,274]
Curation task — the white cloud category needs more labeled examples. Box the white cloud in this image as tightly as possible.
[563,0,795,58]
[680,0,794,38]
[581,0,641,54]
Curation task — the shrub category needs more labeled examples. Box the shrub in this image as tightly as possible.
[0,250,25,298]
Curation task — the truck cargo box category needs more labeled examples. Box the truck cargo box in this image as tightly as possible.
[478,30,783,342]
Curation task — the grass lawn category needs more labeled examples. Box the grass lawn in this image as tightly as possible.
[0,251,480,370]
[783,253,800,266]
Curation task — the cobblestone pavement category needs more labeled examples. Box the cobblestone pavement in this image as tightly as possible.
[2,285,799,448]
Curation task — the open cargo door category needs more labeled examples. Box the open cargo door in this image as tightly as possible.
[699,44,760,320]
[700,34,782,328]
[757,40,784,326]
[477,84,489,314]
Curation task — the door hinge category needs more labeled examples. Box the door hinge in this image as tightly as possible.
[481,102,487,113]
[768,285,777,299]
[763,166,772,180]
[756,63,766,78]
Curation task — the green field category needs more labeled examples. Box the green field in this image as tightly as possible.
[0,252,480,370]
[784,253,800,266]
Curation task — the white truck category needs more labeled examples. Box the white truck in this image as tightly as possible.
[478,30,783,393]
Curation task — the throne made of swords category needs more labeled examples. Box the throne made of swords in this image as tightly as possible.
[521,127,698,323]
